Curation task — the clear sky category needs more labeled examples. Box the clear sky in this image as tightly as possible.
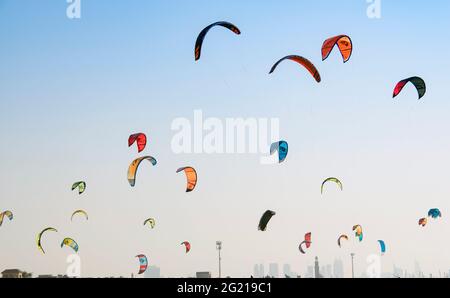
[0,0,449,278]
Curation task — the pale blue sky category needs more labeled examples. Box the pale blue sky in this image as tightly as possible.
[0,0,449,277]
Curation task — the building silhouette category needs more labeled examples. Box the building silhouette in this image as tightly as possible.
[268,263,279,278]
[1,269,32,278]
[196,272,211,278]
[333,259,344,278]
[144,266,161,278]
[253,264,264,278]
[314,257,323,278]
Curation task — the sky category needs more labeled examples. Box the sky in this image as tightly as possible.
[0,0,450,278]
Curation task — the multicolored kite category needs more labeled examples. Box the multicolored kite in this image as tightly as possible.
[270,141,288,163]
[61,238,79,253]
[127,156,157,187]
[181,241,191,254]
[135,254,148,274]
[393,77,426,99]
[0,210,13,227]
[72,181,86,195]
[37,227,58,254]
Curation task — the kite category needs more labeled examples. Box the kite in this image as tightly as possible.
[128,133,147,153]
[127,156,157,187]
[176,167,198,192]
[393,77,426,99]
[337,234,349,248]
[378,240,386,255]
[258,210,276,231]
[195,21,241,61]
[269,55,321,82]
[72,181,86,195]
[418,218,427,227]
[0,210,13,227]
[270,141,288,163]
[61,238,79,253]
[135,254,148,274]
[36,227,58,254]
[321,35,353,63]
[321,177,343,194]
[299,233,312,255]
[71,210,88,221]
[428,208,442,219]
[304,232,312,249]
[181,241,191,254]
[143,218,156,229]
[352,225,363,242]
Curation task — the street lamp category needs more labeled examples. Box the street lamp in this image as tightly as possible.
[216,241,222,278]
[350,253,355,278]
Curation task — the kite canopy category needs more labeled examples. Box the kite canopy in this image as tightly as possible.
[352,225,363,242]
[61,237,79,253]
[269,55,321,82]
[128,133,147,153]
[176,167,198,192]
[270,141,288,163]
[304,232,312,249]
[418,218,427,227]
[37,227,58,254]
[71,181,86,195]
[135,254,148,274]
[258,210,276,231]
[195,21,241,61]
[0,210,13,227]
[181,241,191,253]
[321,177,343,194]
[71,210,88,221]
[393,77,426,99]
[143,218,156,229]
[428,208,441,219]
[378,240,386,255]
[321,35,353,63]
[298,240,311,254]
[337,234,349,247]
[127,156,157,187]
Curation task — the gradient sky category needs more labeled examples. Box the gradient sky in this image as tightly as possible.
[1,0,450,278]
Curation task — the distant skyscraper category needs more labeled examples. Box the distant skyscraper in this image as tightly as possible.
[333,259,344,278]
[144,266,160,278]
[314,257,322,278]
[196,272,211,278]
[268,263,279,278]
[283,264,292,277]
[253,264,264,278]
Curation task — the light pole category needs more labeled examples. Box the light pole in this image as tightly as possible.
[216,241,222,278]
[350,253,355,278]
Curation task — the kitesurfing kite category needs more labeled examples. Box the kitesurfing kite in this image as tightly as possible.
[143,218,156,229]
[135,254,148,274]
[352,225,363,242]
[36,227,58,254]
[128,133,147,153]
[337,234,349,248]
[269,55,321,82]
[0,210,13,227]
[428,208,442,219]
[181,241,191,254]
[378,240,386,255]
[195,21,241,61]
[321,35,353,63]
[72,181,86,195]
[61,238,79,253]
[321,177,343,194]
[176,167,198,192]
[393,77,426,99]
[127,156,157,187]
[299,233,312,254]
[418,218,427,227]
[258,210,276,231]
[71,210,88,221]
[270,141,288,163]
